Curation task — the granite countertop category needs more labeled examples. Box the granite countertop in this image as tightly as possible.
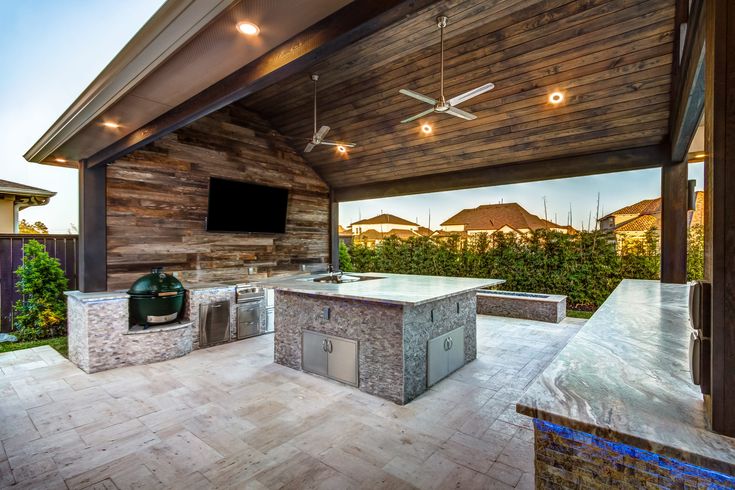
[65,290,129,302]
[258,272,504,306]
[517,279,735,476]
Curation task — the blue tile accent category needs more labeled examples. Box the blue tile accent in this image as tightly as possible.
[535,419,735,488]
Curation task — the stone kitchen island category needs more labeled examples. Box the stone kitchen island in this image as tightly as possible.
[266,273,503,404]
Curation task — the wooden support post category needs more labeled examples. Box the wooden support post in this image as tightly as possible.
[660,160,688,284]
[705,0,735,437]
[330,191,339,271]
[78,161,107,292]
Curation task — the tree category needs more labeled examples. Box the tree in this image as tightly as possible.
[18,219,49,234]
[338,241,353,272]
[687,225,704,281]
[13,240,68,340]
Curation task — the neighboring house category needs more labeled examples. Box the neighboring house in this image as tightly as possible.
[338,225,353,247]
[350,213,432,247]
[438,203,572,237]
[598,192,704,246]
[0,180,55,233]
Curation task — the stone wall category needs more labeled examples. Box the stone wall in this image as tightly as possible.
[66,292,193,374]
[477,291,566,323]
[402,291,477,401]
[274,290,405,403]
[533,419,735,489]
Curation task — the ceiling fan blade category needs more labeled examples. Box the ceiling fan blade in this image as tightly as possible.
[315,125,330,140]
[401,108,435,124]
[448,82,495,107]
[321,141,356,147]
[399,89,436,106]
[446,106,477,121]
[304,142,315,153]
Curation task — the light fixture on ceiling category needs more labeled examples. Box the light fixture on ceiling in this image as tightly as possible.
[337,145,346,153]
[237,21,260,36]
[421,123,432,134]
[549,91,564,105]
[54,157,67,163]
[102,121,121,129]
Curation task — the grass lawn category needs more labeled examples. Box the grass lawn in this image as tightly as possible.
[567,309,595,320]
[0,336,68,357]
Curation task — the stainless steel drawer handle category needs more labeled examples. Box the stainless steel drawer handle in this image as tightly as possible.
[211,304,222,308]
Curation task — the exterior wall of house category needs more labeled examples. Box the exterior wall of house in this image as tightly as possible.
[352,223,417,234]
[105,105,330,290]
[0,199,14,233]
[440,224,466,232]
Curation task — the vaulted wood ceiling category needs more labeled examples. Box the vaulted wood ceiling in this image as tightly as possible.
[239,0,675,191]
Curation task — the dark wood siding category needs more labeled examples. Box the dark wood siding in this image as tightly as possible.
[106,106,330,290]
[0,234,78,332]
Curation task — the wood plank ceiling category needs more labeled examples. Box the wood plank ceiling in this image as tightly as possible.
[239,0,676,191]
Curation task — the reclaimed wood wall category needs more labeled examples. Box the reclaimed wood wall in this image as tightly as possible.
[106,105,330,290]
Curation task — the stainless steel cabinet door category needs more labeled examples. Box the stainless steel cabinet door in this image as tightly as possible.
[327,337,358,386]
[237,301,262,339]
[427,327,465,387]
[302,331,328,377]
[200,300,230,347]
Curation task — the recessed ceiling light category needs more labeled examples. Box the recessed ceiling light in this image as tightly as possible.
[549,92,564,105]
[237,21,260,36]
[102,121,121,129]
[421,123,432,134]
[337,145,346,153]
[54,157,67,163]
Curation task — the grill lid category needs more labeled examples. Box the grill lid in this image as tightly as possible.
[127,268,185,297]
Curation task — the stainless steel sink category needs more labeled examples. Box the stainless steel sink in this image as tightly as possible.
[312,274,382,284]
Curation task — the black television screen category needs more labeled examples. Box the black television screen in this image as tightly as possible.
[206,177,289,233]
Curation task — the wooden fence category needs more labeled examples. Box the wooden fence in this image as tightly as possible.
[0,234,78,333]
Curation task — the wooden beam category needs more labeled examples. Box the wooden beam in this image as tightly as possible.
[705,0,735,437]
[78,161,107,292]
[660,159,688,283]
[329,191,339,271]
[333,144,670,202]
[670,0,705,162]
[86,0,437,168]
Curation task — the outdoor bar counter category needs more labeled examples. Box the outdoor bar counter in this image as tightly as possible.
[517,279,735,488]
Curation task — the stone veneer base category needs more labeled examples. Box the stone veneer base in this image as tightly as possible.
[274,290,476,405]
[533,419,735,489]
[477,291,566,323]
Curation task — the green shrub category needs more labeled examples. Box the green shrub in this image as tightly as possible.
[338,241,353,272]
[13,240,68,340]
[341,228,694,309]
[687,225,704,281]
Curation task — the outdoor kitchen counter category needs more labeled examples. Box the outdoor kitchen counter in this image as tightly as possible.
[517,279,735,480]
[257,272,504,305]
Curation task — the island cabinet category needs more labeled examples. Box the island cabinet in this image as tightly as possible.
[270,272,503,404]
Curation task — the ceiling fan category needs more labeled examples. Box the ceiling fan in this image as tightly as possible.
[302,74,356,153]
[399,16,495,123]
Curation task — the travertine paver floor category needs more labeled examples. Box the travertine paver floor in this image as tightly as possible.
[0,315,583,490]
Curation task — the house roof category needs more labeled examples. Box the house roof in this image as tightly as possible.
[614,214,660,232]
[602,198,662,220]
[352,213,418,227]
[440,203,564,231]
[0,180,55,198]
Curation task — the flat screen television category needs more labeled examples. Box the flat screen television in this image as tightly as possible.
[206,177,289,233]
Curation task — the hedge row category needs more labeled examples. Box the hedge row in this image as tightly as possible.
[340,226,704,310]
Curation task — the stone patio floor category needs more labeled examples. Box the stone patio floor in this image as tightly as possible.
[0,315,583,489]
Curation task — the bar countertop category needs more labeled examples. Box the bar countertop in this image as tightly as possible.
[517,279,735,476]
[258,272,504,306]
